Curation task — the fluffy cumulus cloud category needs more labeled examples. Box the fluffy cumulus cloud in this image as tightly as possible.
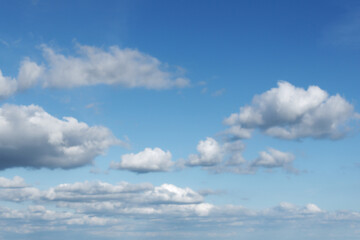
[183,137,295,174]
[40,44,189,89]
[0,104,119,170]
[224,81,357,140]
[0,177,359,239]
[186,137,223,166]
[111,147,174,173]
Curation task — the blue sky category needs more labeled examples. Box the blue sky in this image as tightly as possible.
[0,0,360,239]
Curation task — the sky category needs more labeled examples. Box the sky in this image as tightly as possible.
[0,0,360,239]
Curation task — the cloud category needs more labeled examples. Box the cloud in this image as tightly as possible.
[198,189,226,197]
[183,137,295,174]
[42,181,153,202]
[325,8,360,47]
[110,147,174,173]
[0,176,359,239]
[0,44,190,99]
[0,178,202,207]
[145,184,204,205]
[186,137,223,167]
[222,125,252,139]
[250,148,297,173]
[0,176,40,202]
[212,88,226,97]
[224,81,357,140]
[16,58,45,90]
[252,148,294,168]
[0,104,120,170]
[222,140,246,165]
[0,59,43,99]
[0,176,28,188]
[40,44,190,89]
[0,39,9,47]
[0,177,205,214]
[0,70,18,98]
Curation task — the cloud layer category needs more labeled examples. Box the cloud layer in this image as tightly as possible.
[0,176,359,239]
[224,81,357,140]
[0,104,119,169]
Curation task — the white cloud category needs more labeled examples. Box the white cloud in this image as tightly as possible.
[0,177,359,239]
[0,70,17,98]
[0,177,205,215]
[186,137,223,166]
[0,176,27,188]
[222,125,252,139]
[0,59,44,99]
[251,148,295,171]
[145,184,203,204]
[17,58,44,90]
[0,44,190,99]
[0,104,120,169]
[111,147,173,173]
[27,180,203,206]
[183,137,295,174]
[224,81,357,140]
[0,176,40,202]
[41,44,190,89]
[223,140,246,165]
[42,181,153,202]
[304,203,322,213]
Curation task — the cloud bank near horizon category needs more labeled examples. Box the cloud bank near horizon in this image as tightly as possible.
[0,176,359,239]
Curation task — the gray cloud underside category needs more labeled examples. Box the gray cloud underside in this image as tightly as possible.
[0,177,359,239]
[0,104,120,170]
[0,44,190,99]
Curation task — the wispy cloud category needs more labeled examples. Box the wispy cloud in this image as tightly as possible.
[0,39,9,47]
[325,8,360,47]
[212,88,226,97]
